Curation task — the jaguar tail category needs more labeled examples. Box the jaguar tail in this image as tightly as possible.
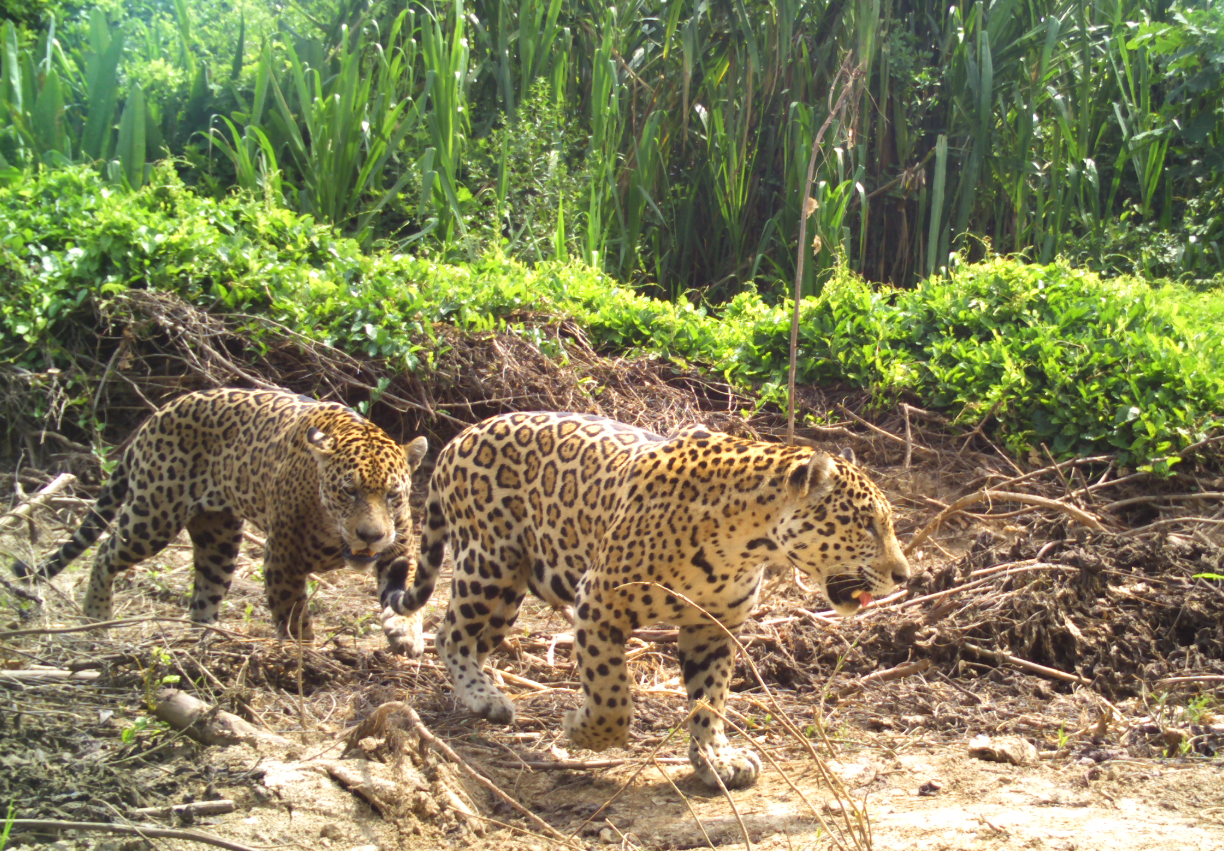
[12,453,131,581]
[384,495,448,615]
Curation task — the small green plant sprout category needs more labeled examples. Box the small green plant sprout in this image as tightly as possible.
[1192,572,1224,581]
[1056,725,1070,750]
[0,799,14,851]
[1185,695,1216,725]
[121,714,156,744]
[140,647,180,709]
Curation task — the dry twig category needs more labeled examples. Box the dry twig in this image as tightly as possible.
[7,820,260,851]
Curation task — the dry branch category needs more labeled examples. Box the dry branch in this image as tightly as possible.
[155,687,288,747]
[838,658,931,697]
[962,643,1089,685]
[906,489,1107,555]
[1156,675,1224,686]
[1,473,77,530]
[837,403,938,458]
[132,801,236,819]
[7,820,260,851]
[393,704,578,846]
[0,668,100,681]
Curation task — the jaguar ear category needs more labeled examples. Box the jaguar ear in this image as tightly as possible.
[838,446,856,464]
[788,451,837,497]
[306,426,336,456]
[403,435,428,468]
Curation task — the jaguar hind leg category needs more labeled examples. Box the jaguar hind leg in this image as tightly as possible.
[186,511,244,624]
[679,623,761,789]
[263,538,314,641]
[435,545,527,724]
[83,493,185,621]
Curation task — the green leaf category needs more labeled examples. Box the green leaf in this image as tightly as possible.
[116,83,146,189]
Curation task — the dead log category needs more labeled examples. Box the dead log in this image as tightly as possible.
[155,688,287,747]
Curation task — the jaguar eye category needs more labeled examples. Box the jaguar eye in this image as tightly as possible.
[342,482,359,497]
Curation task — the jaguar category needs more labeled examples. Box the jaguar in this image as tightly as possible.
[14,388,428,650]
[385,412,910,789]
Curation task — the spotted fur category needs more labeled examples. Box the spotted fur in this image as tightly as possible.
[13,388,428,650]
[387,412,910,789]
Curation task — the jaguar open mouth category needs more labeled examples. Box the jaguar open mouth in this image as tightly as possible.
[343,545,379,565]
[825,573,872,611]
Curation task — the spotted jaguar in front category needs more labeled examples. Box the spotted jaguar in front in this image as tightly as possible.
[13,388,428,650]
[386,412,910,789]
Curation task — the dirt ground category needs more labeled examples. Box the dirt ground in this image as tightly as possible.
[2,312,1223,851]
[4,430,1223,851]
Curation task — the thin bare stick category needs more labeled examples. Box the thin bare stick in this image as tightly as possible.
[719,708,854,851]
[616,582,863,851]
[132,800,236,819]
[0,573,43,605]
[7,820,260,851]
[651,758,717,849]
[1156,675,1224,686]
[1103,492,1224,513]
[700,732,754,851]
[906,490,1106,555]
[500,756,689,770]
[902,404,913,469]
[836,404,937,458]
[0,617,256,640]
[962,643,1089,685]
[570,705,701,838]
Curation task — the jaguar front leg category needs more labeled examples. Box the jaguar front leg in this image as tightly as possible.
[678,623,762,789]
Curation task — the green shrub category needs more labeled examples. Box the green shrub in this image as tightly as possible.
[3,166,1222,466]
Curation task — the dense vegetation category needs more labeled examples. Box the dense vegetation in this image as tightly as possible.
[3,0,1224,297]
[4,166,1222,465]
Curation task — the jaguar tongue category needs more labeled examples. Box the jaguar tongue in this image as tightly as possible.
[856,591,874,608]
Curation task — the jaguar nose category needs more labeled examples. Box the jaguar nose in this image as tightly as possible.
[891,569,908,585]
[356,524,383,545]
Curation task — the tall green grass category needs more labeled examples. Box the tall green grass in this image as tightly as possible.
[6,0,1224,292]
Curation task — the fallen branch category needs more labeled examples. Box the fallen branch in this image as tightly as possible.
[0,668,100,681]
[962,643,1089,685]
[1156,675,1224,686]
[892,561,1062,611]
[1102,491,1224,514]
[1,473,77,530]
[906,490,1107,555]
[7,820,259,851]
[0,616,255,640]
[496,756,690,770]
[838,658,931,697]
[400,704,577,846]
[132,800,236,819]
[155,688,288,747]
